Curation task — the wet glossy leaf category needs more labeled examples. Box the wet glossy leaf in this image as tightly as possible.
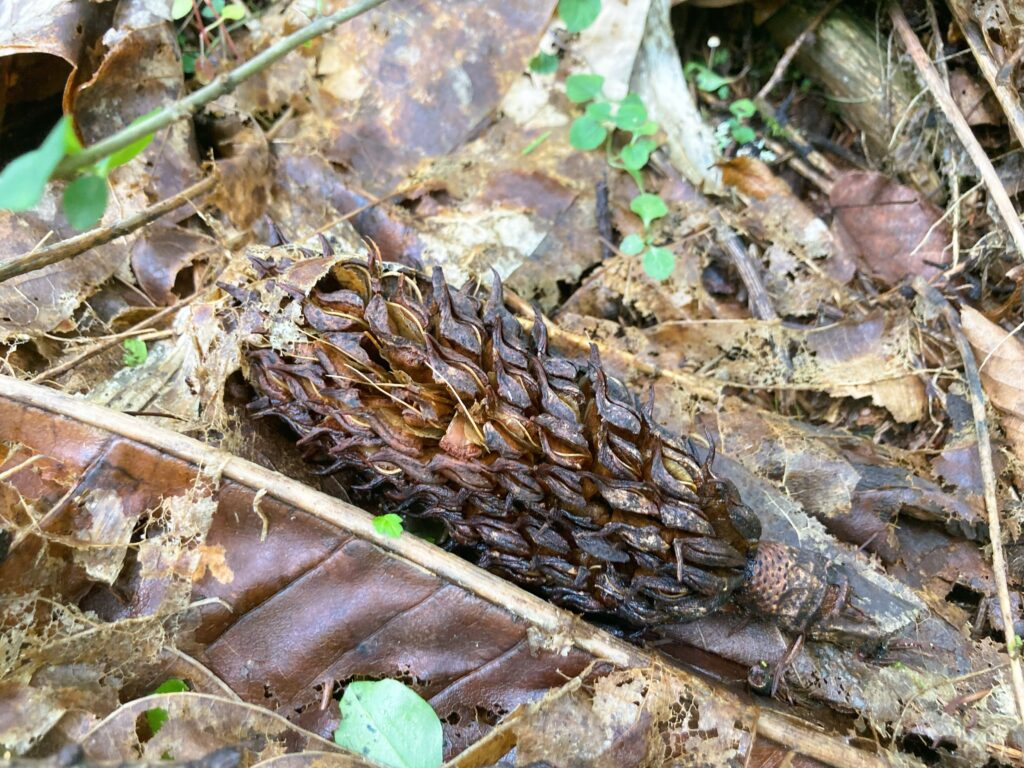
[334,680,443,768]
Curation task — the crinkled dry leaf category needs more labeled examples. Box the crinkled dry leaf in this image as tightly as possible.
[558,310,925,422]
[0,375,934,768]
[82,692,364,765]
[721,157,853,316]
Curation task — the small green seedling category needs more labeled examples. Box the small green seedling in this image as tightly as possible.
[334,679,442,768]
[123,337,148,367]
[145,678,190,735]
[373,514,403,539]
[0,112,156,229]
[565,76,674,280]
[529,52,558,75]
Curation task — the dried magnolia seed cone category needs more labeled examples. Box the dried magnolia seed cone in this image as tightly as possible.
[232,246,869,640]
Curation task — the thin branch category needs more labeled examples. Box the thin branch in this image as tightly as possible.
[0,176,217,284]
[913,277,1024,724]
[53,0,388,178]
[889,4,1024,259]
[757,0,841,100]
[946,1,1024,155]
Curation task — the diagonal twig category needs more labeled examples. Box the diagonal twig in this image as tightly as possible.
[52,0,388,178]
[945,1,1024,154]
[889,3,1024,259]
[0,176,217,284]
[914,277,1024,724]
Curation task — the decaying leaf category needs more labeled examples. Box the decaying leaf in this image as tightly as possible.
[831,171,949,285]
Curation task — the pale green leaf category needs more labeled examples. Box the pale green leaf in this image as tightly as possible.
[643,246,675,281]
[334,680,442,768]
[558,0,600,33]
[630,192,668,228]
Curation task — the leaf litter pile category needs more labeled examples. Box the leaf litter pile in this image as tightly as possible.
[6,0,1024,766]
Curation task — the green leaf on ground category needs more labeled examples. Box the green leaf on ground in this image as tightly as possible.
[373,514,403,538]
[558,0,600,33]
[642,246,675,281]
[529,52,558,74]
[620,139,657,171]
[123,337,148,367]
[145,678,190,734]
[565,73,604,103]
[613,93,647,131]
[630,192,668,228]
[569,115,607,150]
[619,234,645,255]
[334,680,443,768]
[729,98,756,119]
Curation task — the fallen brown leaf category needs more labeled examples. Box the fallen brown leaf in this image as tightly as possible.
[831,171,948,285]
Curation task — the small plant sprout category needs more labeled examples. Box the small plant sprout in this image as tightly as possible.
[123,337,148,367]
[145,678,190,735]
[373,513,403,539]
[565,75,674,281]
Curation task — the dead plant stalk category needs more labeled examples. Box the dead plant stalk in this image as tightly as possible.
[51,0,389,178]
[889,4,1024,260]
[913,278,1024,724]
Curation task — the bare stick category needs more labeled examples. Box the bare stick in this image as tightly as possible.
[889,4,1024,258]
[913,277,1024,723]
[52,0,388,178]
[0,176,217,284]
[946,1,1024,154]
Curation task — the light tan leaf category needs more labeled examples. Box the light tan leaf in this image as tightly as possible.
[961,306,1024,464]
